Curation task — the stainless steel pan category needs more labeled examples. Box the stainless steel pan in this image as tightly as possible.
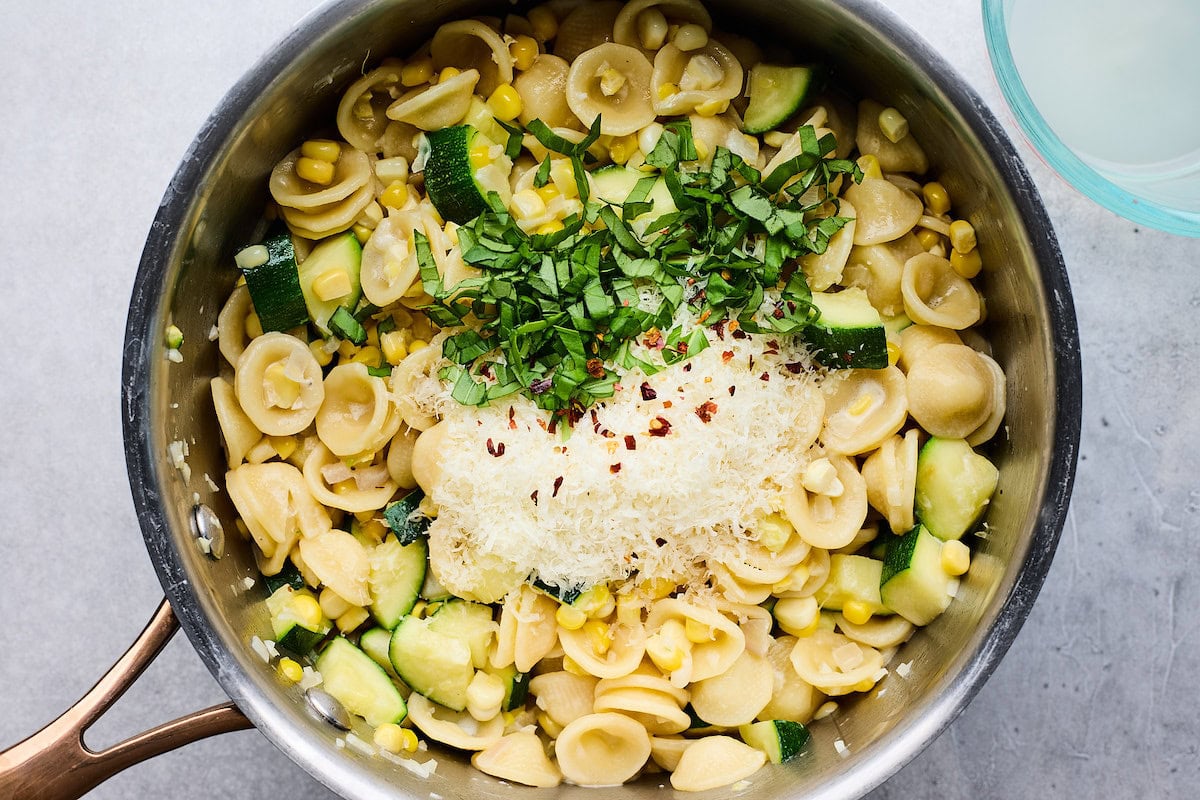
[0,0,1081,797]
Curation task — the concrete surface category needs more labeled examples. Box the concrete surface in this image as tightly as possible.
[1,1,1196,798]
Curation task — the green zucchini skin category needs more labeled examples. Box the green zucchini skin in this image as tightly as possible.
[879,525,955,625]
[296,232,362,335]
[803,289,888,369]
[743,64,820,135]
[316,637,408,726]
[241,231,309,332]
[424,125,490,224]
[914,437,999,541]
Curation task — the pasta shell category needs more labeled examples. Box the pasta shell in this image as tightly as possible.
[861,429,919,534]
[759,635,823,723]
[820,367,909,456]
[966,352,1007,446]
[495,585,561,672]
[279,179,377,240]
[566,43,656,137]
[472,731,562,787]
[211,377,262,469]
[649,735,693,771]
[801,199,857,291]
[782,455,868,550]
[836,613,915,650]
[669,736,766,792]
[842,233,924,317]
[856,98,928,174]
[407,692,505,751]
[270,146,372,211]
[385,426,420,489]
[303,442,399,513]
[411,421,449,495]
[234,332,324,436]
[688,651,772,726]
[386,69,480,131]
[646,599,745,682]
[216,284,253,367]
[553,1,621,62]
[651,42,743,117]
[558,620,646,679]
[614,0,712,51]
[789,629,884,696]
[391,339,444,431]
[297,529,371,606]
[315,363,397,457]
[592,686,691,734]
[431,20,514,96]
[844,177,923,246]
[336,64,404,153]
[900,252,981,329]
[554,712,651,786]
[529,671,598,728]
[226,461,331,560]
[688,112,759,168]
[897,324,963,373]
[514,55,579,129]
[905,344,995,438]
[360,212,422,306]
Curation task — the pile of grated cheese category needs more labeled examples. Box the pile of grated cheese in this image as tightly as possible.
[415,328,829,602]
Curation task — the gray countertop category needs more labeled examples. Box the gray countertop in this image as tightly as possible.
[1,1,1196,798]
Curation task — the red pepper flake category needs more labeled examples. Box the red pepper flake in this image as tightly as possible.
[663,400,674,409]
[486,439,506,457]
[552,476,564,498]
[698,308,712,324]
[643,329,662,348]
[785,361,806,374]
[696,401,718,423]
[714,319,727,339]
[610,463,622,474]
[677,342,689,355]
[590,409,601,433]
[760,372,770,382]
[508,406,517,429]
[536,418,547,431]
[728,385,737,396]
[530,490,538,505]
[648,416,672,436]
[732,328,748,340]
[772,305,785,319]
[602,429,615,438]
[624,435,637,450]
[721,350,734,363]
[586,358,606,378]
[640,382,657,401]
[683,363,692,372]
[766,339,780,350]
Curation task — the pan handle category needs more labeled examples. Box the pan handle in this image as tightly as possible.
[0,598,253,800]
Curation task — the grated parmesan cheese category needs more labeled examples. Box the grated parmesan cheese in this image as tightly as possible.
[419,327,828,600]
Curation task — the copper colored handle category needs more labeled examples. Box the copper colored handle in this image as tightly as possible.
[0,599,253,799]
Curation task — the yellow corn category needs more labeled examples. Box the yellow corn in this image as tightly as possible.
[536,219,565,236]
[608,134,638,165]
[488,83,524,121]
[878,107,909,143]
[916,227,941,251]
[949,220,977,254]
[645,619,689,672]
[852,677,878,692]
[886,340,901,367]
[672,23,709,51]
[657,82,678,101]
[245,312,264,340]
[773,597,820,637]
[510,35,540,71]
[756,512,793,553]
[941,539,971,576]
[268,435,298,460]
[578,585,615,619]
[337,338,359,358]
[263,362,301,408]
[842,600,874,626]
[537,712,564,738]
[641,577,675,599]
[856,154,883,180]
[320,587,353,619]
[685,618,715,644]
[312,268,352,301]
[407,338,428,354]
[301,139,341,163]
[296,156,335,185]
[410,600,428,619]
[380,331,409,365]
[351,223,374,244]
[562,655,588,677]
[365,323,380,349]
[950,247,983,279]
[291,594,324,630]
[469,144,492,171]
[534,184,560,204]
[336,606,370,633]
[599,68,627,97]
[922,181,951,215]
[401,58,433,87]
[309,339,334,366]
[556,602,588,630]
[848,392,874,416]
[277,657,304,683]
[527,6,558,41]
[583,619,613,655]
[511,188,548,221]
[359,518,388,543]
[438,66,462,83]
[616,594,643,626]
[381,179,409,210]
[350,345,383,368]
[694,98,727,118]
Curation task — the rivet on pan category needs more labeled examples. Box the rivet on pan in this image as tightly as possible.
[306,687,352,731]
[191,503,225,560]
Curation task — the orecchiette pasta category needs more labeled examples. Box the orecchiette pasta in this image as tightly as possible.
[820,366,909,455]
[392,339,444,431]
[801,199,857,291]
[565,43,656,136]
[645,599,745,682]
[906,343,996,438]
[594,668,691,734]
[688,650,773,726]
[430,20,514,96]
[669,736,766,792]
[514,55,578,130]
[861,429,919,533]
[558,620,647,679]
[844,177,925,246]
[897,324,963,372]
[790,629,885,696]
[782,455,868,550]
[386,69,481,131]
[553,1,622,62]
[530,671,598,730]
[360,212,423,306]
[471,731,562,787]
[841,233,924,317]
[211,377,262,468]
[297,529,372,606]
[493,585,561,672]
[303,442,399,513]
[651,42,742,116]
[857,99,928,174]
[226,461,331,567]
[554,712,651,787]
[648,736,693,771]
[613,0,712,51]
[407,692,505,751]
[384,426,420,489]
[901,252,982,329]
[216,283,253,367]
[835,613,915,650]
[759,636,823,723]
[234,332,324,436]
[314,363,399,458]
[336,64,404,153]
[966,351,1006,446]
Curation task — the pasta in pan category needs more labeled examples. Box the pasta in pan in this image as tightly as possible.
[205,0,1008,791]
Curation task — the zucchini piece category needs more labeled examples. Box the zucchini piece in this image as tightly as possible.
[530,577,584,605]
[880,525,957,625]
[266,585,330,655]
[427,600,496,669]
[315,637,407,726]
[882,311,913,336]
[389,615,475,711]
[739,720,810,763]
[238,233,308,332]
[262,561,305,595]
[485,663,531,711]
[420,569,453,602]
[813,555,889,615]
[590,165,678,236]
[329,306,366,345]
[383,490,430,545]
[803,288,888,369]
[423,125,492,224]
[296,231,362,335]
[743,64,818,135]
[359,627,397,675]
[368,537,428,630]
[915,437,1000,541]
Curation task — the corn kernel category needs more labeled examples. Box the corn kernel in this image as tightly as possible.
[245,312,264,340]
[309,339,334,366]
[556,603,588,630]
[312,268,352,302]
[842,600,875,626]
[320,587,353,619]
[813,700,838,720]
[291,594,324,630]
[296,156,335,185]
[336,606,370,633]
[268,435,298,460]
[685,618,715,644]
[949,220,977,254]
[277,657,304,683]
[410,600,428,619]
[657,82,678,101]
[438,66,462,83]
[365,323,380,349]
[350,345,383,368]
[599,68,627,97]
[641,577,675,599]
[852,677,878,693]
[381,331,409,365]
[263,362,301,408]
[583,619,613,655]
[469,144,492,171]
[637,7,669,50]
[534,184,560,204]
[374,723,406,753]
[466,670,507,722]
[407,339,429,354]
[922,181,951,215]
[694,98,727,117]
[774,596,820,637]
[538,711,564,738]
[527,6,558,41]
[359,518,388,543]
[756,512,793,552]
[878,107,909,143]
[886,340,901,367]
[536,219,565,236]
[856,154,883,180]
[234,244,270,270]
[562,655,588,677]
[401,58,433,86]
[616,594,643,626]
[950,247,983,279]
[381,179,409,210]
[645,637,686,672]
[352,223,374,244]
[916,227,941,251]
[672,23,709,51]
[848,392,874,416]
[941,539,971,576]
[510,35,540,71]
[301,139,341,163]
[608,134,638,165]
[511,188,548,221]
[488,83,524,121]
